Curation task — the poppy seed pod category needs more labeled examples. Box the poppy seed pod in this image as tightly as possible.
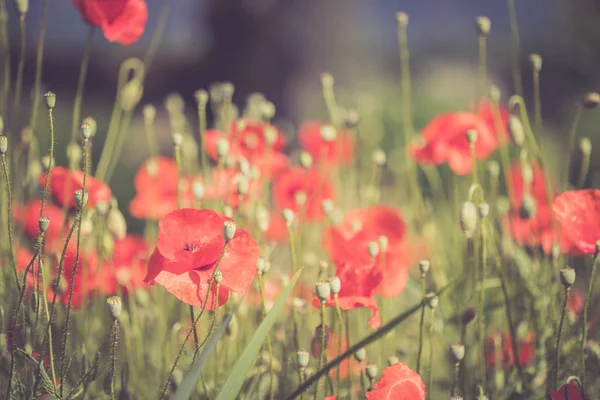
[320,125,337,142]
[366,364,378,380]
[328,276,341,295]
[582,92,600,109]
[256,257,266,276]
[396,12,409,28]
[296,350,310,368]
[15,0,28,14]
[223,220,237,242]
[82,117,97,137]
[221,81,235,99]
[354,347,367,362]
[106,296,122,320]
[216,138,230,158]
[38,216,50,233]
[44,91,56,109]
[299,152,313,169]
[419,259,431,275]
[528,53,543,73]
[466,129,478,145]
[315,282,331,302]
[462,307,476,325]
[387,355,400,366]
[368,241,380,258]
[282,208,294,226]
[560,267,576,288]
[426,292,439,309]
[214,269,223,284]
[0,136,7,154]
[81,123,93,139]
[74,190,88,210]
[508,115,525,146]
[194,89,209,106]
[519,195,537,220]
[342,108,360,129]
[450,344,465,363]
[459,201,478,238]
[475,16,491,36]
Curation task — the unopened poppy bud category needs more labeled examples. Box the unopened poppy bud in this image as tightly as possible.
[487,161,500,179]
[120,80,143,111]
[194,89,209,106]
[460,201,478,238]
[320,125,337,142]
[372,149,387,166]
[396,12,409,28]
[216,138,229,158]
[221,81,235,98]
[466,129,478,145]
[489,85,501,103]
[321,199,334,215]
[528,53,543,73]
[580,137,592,156]
[74,190,88,210]
[96,202,109,216]
[315,282,331,302]
[81,123,92,139]
[299,152,313,169]
[354,347,367,362]
[328,276,341,294]
[551,244,561,262]
[378,235,388,252]
[342,108,360,129]
[297,350,310,368]
[368,241,380,258]
[264,126,278,146]
[237,177,249,195]
[419,259,431,275]
[478,202,490,218]
[475,16,491,36]
[172,133,183,148]
[508,115,525,145]
[192,180,205,200]
[223,205,233,218]
[450,344,465,363]
[320,73,334,88]
[366,364,378,379]
[107,209,127,240]
[475,394,489,400]
[263,260,271,274]
[282,208,294,226]
[15,0,28,14]
[426,292,439,309]
[560,267,576,288]
[260,102,276,121]
[462,306,476,325]
[143,104,156,122]
[583,92,600,109]
[44,91,56,109]
[519,195,537,220]
[106,296,122,320]
[294,191,307,206]
[0,136,7,154]
[214,269,223,284]
[82,117,97,137]
[38,216,50,233]
[256,257,266,275]
[223,220,237,242]
[66,143,82,166]
[387,356,400,366]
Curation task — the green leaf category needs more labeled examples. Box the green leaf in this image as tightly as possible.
[214,268,303,400]
[174,313,233,400]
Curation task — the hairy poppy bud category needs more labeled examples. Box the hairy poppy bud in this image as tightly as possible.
[368,242,380,258]
[328,276,341,295]
[38,216,50,233]
[366,364,378,380]
[354,347,367,362]
[396,12,409,28]
[300,152,313,169]
[223,220,237,242]
[107,296,122,320]
[214,269,223,284]
[320,125,337,142]
[82,117,97,137]
[387,356,400,366]
[315,282,331,302]
[44,91,56,109]
[583,92,600,109]
[475,16,491,36]
[297,350,310,368]
[450,344,465,363]
[74,190,88,210]
[419,259,431,275]
[528,53,543,73]
[194,89,209,106]
[560,267,576,288]
[256,257,266,276]
[0,136,7,154]
[519,195,537,220]
[81,123,92,139]
[460,201,478,238]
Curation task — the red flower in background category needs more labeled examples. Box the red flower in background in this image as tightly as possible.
[206,167,260,208]
[145,209,259,309]
[273,167,335,221]
[15,199,65,250]
[365,362,426,400]
[553,189,600,254]
[56,246,101,309]
[73,0,148,45]
[40,166,112,210]
[310,331,361,379]
[299,122,354,166]
[507,160,550,209]
[410,101,508,175]
[484,331,535,370]
[549,380,589,400]
[98,235,149,296]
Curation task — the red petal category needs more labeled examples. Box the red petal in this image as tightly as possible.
[152,269,230,310]
[553,189,600,254]
[365,362,426,400]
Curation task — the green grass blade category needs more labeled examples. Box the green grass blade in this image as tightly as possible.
[214,268,303,400]
[174,313,233,400]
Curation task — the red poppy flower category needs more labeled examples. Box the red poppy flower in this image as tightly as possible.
[15,199,65,250]
[484,331,535,370]
[549,380,589,400]
[262,211,288,243]
[98,235,149,295]
[72,0,148,45]
[40,166,112,210]
[409,102,508,175]
[206,167,261,208]
[252,151,289,180]
[365,362,426,400]
[507,206,557,253]
[144,209,259,309]
[57,245,101,309]
[312,259,382,328]
[310,331,361,379]
[507,160,550,209]
[553,189,600,254]
[273,167,336,221]
[298,121,354,166]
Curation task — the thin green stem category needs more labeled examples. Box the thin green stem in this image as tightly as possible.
[416,299,426,375]
[1,153,19,289]
[577,143,591,189]
[533,70,542,141]
[315,302,327,400]
[70,27,95,143]
[426,308,435,400]
[554,287,570,390]
[142,0,172,76]
[40,106,55,219]
[478,34,487,102]
[104,109,133,183]
[287,225,301,352]
[479,216,488,385]
[189,305,200,351]
[581,253,599,387]
[334,296,344,396]
[0,0,10,115]
[13,14,26,119]
[507,0,523,97]
[564,107,583,190]
[174,143,182,208]
[109,320,119,400]
[259,273,276,400]
[29,0,49,132]
[197,99,208,175]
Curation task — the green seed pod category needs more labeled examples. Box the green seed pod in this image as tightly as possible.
[44,91,56,109]
[223,220,237,242]
[583,92,600,109]
[106,296,122,320]
[74,189,88,210]
[450,344,465,363]
[366,364,378,379]
[475,16,491,36]
[560,267,576,288]
[297,350,310,368]
[315,282,331,302]
[38,216,50,233]
[0,136,8,154]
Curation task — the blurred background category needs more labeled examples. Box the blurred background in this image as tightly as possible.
[9,0,600,228]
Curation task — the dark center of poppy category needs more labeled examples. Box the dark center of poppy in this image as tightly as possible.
[183,243,199,252]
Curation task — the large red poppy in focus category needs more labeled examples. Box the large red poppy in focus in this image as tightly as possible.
[40,166,112,210]
[144,209,259,309]
[298,121,354,166]
[72,0,148,45]
[409,101,508,175]
[365,362,426,400]
[553,189,600,255]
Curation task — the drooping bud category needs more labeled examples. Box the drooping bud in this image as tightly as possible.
[315,282,331,302]
[328,276,341,295]
[82,117,97,137]
[223,220,237,242]
[236,176,249,195]
[459,202,478,238]
[342,108,360,129]
[44,91,56,109]
[478,202,490,219]
[419,259,431,275]
[560,267,576,288]
[354,347,367,362]
[107,208,127,240]
[508,115,525,145]
[120,80,143,111]
[260,101,276,121]
[582,92,600,109]
[0,136,7,154]
[475,16,491,36]
[366,364,378,380]
[264,126,278,146]
[106,296,122,320]
[450,344,465,363]
[297,350,310,368]
[66,143,82,167]
[487,161,500,179]
[528,53,543,73]
[38,216,50,233]
[41,155,54,172]
[214,269,223,284]
[74,190,88,210]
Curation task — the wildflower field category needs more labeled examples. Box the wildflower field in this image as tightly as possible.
[1,1,599,399]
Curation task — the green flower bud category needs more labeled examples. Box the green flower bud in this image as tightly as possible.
[223,220,237,242]
[107,296,122,320]
[560,266,576,288]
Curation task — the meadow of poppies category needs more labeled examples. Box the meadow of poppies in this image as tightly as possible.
[0,1,598,399]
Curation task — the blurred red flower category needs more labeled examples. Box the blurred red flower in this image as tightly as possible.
[310,330,361,379]
[409,101,508,175]
[40,166,112,210]
[273,167,335,221]
[298,122,354,166]
[72,0,148,45]
[206,167,260,208]
[484,331,535,370]
[58,245,101,309]
[507,160,550,209]
[15,199,65,250]
[144,209,259,309]
[553,189,600,254]
[99,235,149,296]
[365,362,426,400]
[549,380,589,400]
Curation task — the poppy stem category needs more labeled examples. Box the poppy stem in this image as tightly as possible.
[196,93,209,175]
[564,106,582,189]
[189,305,200,350]
[532,66,542,141]
[143,106,158,159]
[416,297,426,375]
[259,273,276,400]
[0,0,10,116]
[554,286,570,390]
[28,0,49,132]
[426,307,435,400]
[490,99,512,202]
[580,247,599,388]
[506,0,523,98]
[70,27,94,144]
[174,141,182,208]
[12,12,26,121]
[477,33,487,104]
[452,361,461,396]
[287,225,301,352]
[108,320,120,400]
[1,151,20,290]
[142,0,172,76]
[334,296,344,396]
[315,301,327,400]
[478,211,488,387]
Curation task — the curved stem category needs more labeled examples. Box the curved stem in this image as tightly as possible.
[29,0,49,132]
[259,274,276,400]
[1,153,19,289]
[416,299,426,374]
[507,0,523,97]
[581,254,599,387]
[142,0,172,76]
[13,14,26,119]
[554,287,569,390]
